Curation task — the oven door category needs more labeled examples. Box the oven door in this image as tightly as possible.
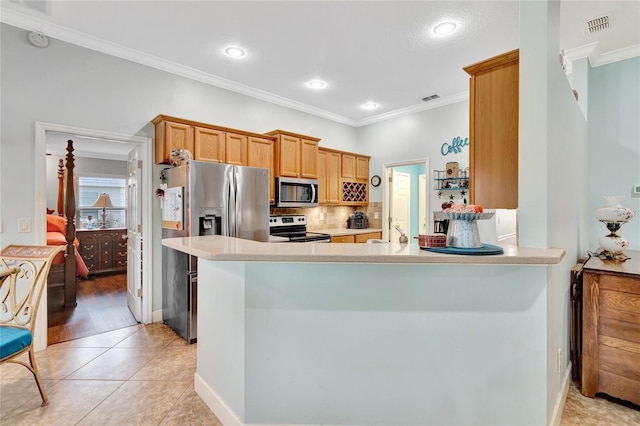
[287,232,331,243]
[276,177,319,207]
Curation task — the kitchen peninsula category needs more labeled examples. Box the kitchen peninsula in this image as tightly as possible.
[163,236,564,425]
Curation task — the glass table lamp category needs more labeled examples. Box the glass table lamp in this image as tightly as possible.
[594,196,635,259]
[92,193,113,229]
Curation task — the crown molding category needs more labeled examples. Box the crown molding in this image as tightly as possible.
[0,5,472,128]
[564,41,640,73]
[354,92,470,127]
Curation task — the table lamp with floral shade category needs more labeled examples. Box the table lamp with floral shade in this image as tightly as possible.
[92,193,113,229]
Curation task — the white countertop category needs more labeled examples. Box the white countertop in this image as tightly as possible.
[162,235,565,265]
[313,227,383,237]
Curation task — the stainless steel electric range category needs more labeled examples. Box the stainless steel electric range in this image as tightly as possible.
[269,215,331,243]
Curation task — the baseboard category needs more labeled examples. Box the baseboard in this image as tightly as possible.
[194,373,243,426]
[549,361,572,426]
[152,309,163,323]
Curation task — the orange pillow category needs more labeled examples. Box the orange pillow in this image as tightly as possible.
[46,214,67,234]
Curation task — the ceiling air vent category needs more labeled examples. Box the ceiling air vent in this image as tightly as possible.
[421,94,440,102]
[585,15,610,34]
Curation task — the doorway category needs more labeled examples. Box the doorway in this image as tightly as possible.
[382,159,430,242]
[34,122,153,350]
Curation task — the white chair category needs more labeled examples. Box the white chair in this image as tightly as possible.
[1,245,65,406]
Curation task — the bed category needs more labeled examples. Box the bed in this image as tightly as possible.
[47,140,89,308]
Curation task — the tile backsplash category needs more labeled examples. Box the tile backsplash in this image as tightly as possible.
[270,202,382,230]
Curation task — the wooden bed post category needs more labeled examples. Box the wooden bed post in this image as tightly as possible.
[63,140,77,308]
[57,159,65,216]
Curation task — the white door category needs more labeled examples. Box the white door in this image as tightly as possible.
[419,174,427,234]
[391,170,411,240]
[126,146,143,321]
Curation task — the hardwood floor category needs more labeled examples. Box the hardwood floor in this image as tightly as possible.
[47,272,138,345]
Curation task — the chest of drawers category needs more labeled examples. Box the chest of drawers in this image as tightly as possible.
[581,251,640,405]
[77,228,127,274]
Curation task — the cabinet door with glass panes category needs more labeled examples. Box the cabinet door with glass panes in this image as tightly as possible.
[76,175,127,230]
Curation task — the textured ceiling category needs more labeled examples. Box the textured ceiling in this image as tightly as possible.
[2,1,638,158]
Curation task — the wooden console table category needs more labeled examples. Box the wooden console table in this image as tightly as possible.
[581,250,640,405]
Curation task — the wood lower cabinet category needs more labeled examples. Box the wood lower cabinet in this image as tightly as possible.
[77,229,127,275]
[331,232,382,243]
[581,251,640,405]
[355,232,382,243]
[464,49,519,209]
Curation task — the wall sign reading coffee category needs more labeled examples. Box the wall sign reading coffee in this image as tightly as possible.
[441,136,469,156]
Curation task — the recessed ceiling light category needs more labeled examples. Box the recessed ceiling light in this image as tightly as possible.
[434,21,457,35]
[362,102,378,110]
[224,46,246,58]
[307,80,326,89]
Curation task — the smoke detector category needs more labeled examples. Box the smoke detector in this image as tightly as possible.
[584,15,610,35]
[421,94,440,102]
[27,32,49,48]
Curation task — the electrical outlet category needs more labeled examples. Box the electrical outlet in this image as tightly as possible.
[557,348,562,373]
[374,212,379,219]
[319,212,325,221]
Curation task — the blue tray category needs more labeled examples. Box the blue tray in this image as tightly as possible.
[420,243,504,255]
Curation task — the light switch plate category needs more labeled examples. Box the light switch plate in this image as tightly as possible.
[18,218,31,233]
[633,184,640,195]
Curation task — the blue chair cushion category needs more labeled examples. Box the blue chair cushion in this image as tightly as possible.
[0,326,32,359]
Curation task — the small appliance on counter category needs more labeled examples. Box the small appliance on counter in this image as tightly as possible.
[347,212,368,229]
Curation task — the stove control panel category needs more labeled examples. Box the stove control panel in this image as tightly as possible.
[269,215,306,228]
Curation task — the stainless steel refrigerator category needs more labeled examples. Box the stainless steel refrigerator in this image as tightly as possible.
[161,161,270,343]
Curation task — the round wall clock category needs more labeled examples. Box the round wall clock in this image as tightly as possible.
[370,175,381,187]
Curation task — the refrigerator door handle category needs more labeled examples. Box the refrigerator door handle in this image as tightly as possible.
[228,169,237,237]
[234,169,240,237]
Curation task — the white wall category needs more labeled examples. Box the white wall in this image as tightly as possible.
[356,101,470,221]
[587,57,640,251]
[519,2,589,423]
[0,22,357,311]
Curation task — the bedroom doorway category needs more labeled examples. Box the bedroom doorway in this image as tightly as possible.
[34,122,153,350]
[382,158,430,242]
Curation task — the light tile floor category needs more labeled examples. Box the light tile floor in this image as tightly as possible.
[1,323,638,425]
[0,323,220,425]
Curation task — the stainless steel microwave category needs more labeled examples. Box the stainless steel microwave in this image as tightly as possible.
[275,177,319,207]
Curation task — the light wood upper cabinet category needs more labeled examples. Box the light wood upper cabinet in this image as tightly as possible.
[225,133,247,166]
[318,148,341,205]
[247,136,275,204]
[464,49,519,209]
[342,154,356,179]
[356,156,369,181]
[194,127,225,163]
[267,130,320,179]
[300,138,319,178]
[341,154,369,181]
[276,134,300,177]
[154,119,194,164]
[341,151,370,205]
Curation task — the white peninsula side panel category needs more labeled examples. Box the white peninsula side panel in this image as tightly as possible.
[195,260,548,426]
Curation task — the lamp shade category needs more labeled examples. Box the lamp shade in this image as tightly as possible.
[92,193,113,208]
